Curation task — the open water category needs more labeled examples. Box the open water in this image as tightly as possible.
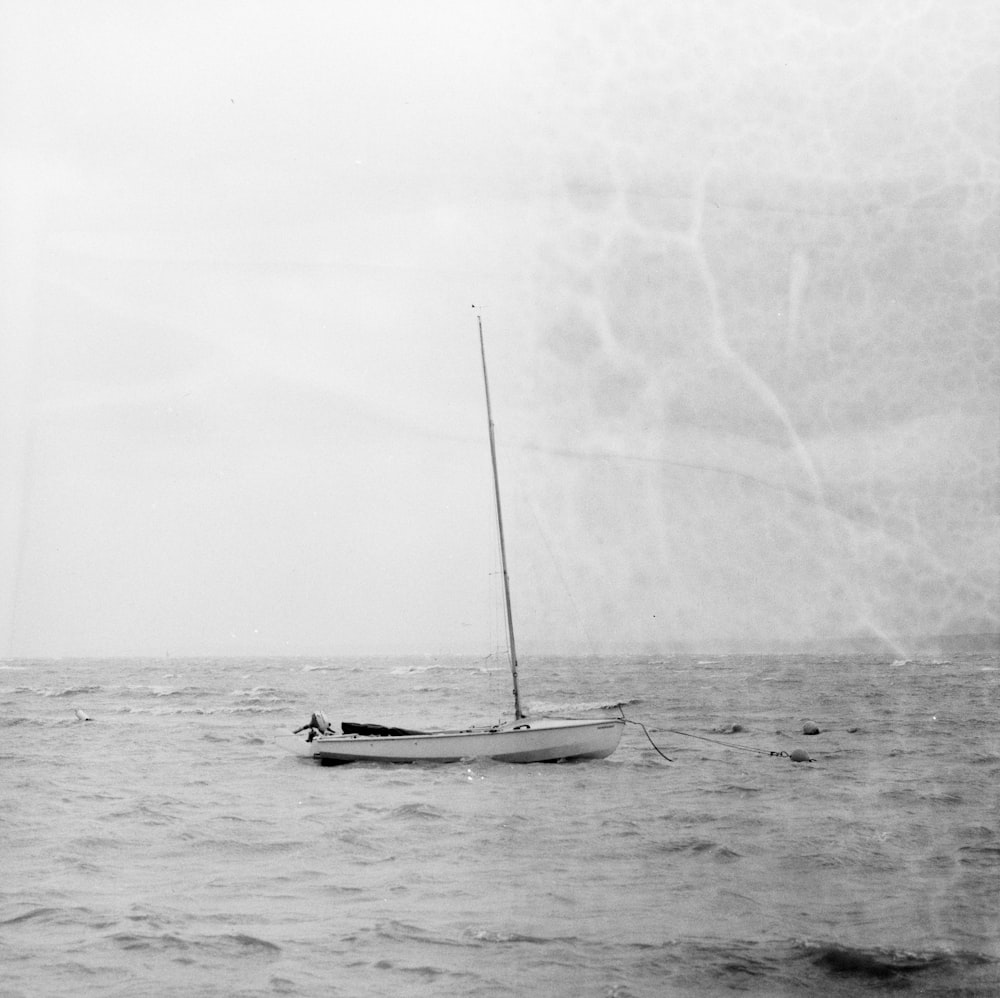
[1,652,998,997]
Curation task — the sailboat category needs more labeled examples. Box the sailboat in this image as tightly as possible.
[288,314,625,765]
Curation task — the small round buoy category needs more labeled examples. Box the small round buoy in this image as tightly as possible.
[847,726,859,733]
[75,709,91,721]
[802,721,820,735]
[789,748,812,763]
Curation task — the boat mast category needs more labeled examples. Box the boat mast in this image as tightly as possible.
[476,312,524,720]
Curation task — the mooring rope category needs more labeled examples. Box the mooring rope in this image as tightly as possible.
[623,718,674,761]
[658,727,782,757]
[620,709,802,762]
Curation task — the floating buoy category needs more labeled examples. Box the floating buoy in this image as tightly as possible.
[802,721,820,735]
[847,726,860,733]
[789,748,813,763]
[75,709,91,721]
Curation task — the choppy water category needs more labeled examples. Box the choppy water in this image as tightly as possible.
[1,652,998,997]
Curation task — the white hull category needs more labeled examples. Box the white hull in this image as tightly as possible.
[302,716,624,765]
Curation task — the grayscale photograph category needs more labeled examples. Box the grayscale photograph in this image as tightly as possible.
[1,2,997,995]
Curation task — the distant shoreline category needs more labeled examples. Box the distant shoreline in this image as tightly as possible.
[2,633,998,663]
[636,632,1000,657]
[772,633,1000,657]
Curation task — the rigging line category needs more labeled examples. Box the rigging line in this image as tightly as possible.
[524,497,599,657]
[520,440,825,513]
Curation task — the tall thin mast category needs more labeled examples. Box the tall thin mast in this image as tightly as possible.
[476,312,523,719]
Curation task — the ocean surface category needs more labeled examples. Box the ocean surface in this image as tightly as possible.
[1,652,997,997]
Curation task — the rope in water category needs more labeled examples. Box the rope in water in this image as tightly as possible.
[621,712,798,762]
[623,718,674,761]
[659,727,785,757]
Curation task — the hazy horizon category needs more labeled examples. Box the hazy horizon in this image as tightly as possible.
[2,629,996,664]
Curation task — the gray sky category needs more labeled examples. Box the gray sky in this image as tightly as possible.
[2,1,997,659]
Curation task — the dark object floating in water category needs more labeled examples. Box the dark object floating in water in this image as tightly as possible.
[813,944,950,979]
[802,721,820,735]
[788,748,813,763]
